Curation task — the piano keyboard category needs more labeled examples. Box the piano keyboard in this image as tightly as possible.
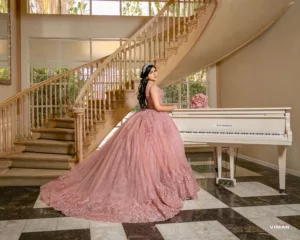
[179,131,285,137]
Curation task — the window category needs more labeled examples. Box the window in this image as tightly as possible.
[150,1,166,16]
[0,67,8,81]
[28,0,60,14]
[92,0,120,15]
[163,68,208,109]
[0,0,8,13]
[0,38,8,82]
[122,1,149,16]
[68,0,90,15]
[28,38,123,87]
[27,0,170,16]
[28,0,90,14]
[30,68,61,85]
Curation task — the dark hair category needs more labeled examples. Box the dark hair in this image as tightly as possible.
[137,64,155,110]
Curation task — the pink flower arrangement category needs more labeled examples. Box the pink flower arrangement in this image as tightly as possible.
[191,93,209,108]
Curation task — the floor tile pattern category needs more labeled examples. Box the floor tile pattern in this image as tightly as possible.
[1,152,300,239]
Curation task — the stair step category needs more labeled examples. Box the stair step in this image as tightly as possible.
[155,57,168,68]
[0,160,11,174]
[186,19,198,27]
[166,45,179,57]
[166,46,179,51]
[11,152,76,170]
[0,160,12,168]
[50,118,74,129]
[194,6,206,14]
[32,128,75,141]
[11,152,74,161]
[16,140,75,155]
[0,168,9,174]
[176,33,188,44]
[0,168,68,186]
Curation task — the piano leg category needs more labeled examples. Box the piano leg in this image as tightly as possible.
[217,146,222,181]
[213,147,218,172]
[278,146,287,193]
[230,147,235,181]
[216,146,237,186]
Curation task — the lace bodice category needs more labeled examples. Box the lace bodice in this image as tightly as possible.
[145,83,164,110]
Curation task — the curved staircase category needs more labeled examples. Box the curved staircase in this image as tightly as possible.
[0,0,217,185]
[0,0,294,185]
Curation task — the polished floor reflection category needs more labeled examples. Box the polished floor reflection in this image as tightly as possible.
[1,152,300,240]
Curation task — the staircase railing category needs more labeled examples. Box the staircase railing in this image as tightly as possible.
[0,55,109,157]
[73,0,210,161]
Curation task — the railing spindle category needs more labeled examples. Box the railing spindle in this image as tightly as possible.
[41,85,44,127]
[36,88,40,128]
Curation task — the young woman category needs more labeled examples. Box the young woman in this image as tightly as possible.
[40,63,200,223]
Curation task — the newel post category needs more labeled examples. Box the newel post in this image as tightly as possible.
[72,108,85,162]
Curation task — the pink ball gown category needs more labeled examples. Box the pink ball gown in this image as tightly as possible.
[40,83,200,223]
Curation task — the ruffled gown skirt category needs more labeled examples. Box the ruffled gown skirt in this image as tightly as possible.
[40,109,200,223]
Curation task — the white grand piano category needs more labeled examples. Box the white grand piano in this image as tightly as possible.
[171,108,292,193]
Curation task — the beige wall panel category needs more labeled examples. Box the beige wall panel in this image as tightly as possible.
[0,14,7,37]
[21,15,150,39]
[92,40,120,60]
[61,40,90,61]
[29,39,59,61]
[0,39,7,60]
[218,1,300,173]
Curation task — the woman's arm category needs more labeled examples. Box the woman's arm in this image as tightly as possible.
[150,85,178,112]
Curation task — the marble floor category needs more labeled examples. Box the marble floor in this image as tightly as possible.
[1,152,300,240]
